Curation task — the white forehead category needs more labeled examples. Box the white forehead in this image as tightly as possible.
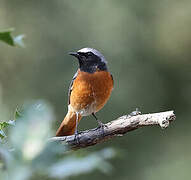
[77,47,107,63]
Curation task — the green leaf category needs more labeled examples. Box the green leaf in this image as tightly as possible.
[0,120,15,139]
[0,100,115,180]
[48,148,115,178]
[10,100,54,159]
[0,130,6,139]
[0,28,25,47]
[0,122,9,129]
[14,107,22,120]
[0,28,15,46]
[0,121,15,130]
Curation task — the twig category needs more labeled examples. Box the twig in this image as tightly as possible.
[50,111,175,149]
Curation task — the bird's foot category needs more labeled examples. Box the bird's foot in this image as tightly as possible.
[98,121,108,129]
[128,108,141,117]
[97,121,107,137]
[74,130,80,144]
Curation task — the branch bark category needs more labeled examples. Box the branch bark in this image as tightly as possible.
[50,110,175,149]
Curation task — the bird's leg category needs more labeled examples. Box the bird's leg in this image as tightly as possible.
[92,113,107,130]
[74,112,80,144]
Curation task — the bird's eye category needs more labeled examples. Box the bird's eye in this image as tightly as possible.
[87,52,92,56]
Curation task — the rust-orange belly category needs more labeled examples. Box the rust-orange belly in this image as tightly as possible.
[69,70,113,116]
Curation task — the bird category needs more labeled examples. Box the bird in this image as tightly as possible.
[56,47,114,136]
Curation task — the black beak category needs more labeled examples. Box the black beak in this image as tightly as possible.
[68,52,79,58]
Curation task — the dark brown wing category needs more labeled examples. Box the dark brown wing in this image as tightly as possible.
[110,74,114,86]
[68,71,78,105]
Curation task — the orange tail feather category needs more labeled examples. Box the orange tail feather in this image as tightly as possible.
[56,110,82,136]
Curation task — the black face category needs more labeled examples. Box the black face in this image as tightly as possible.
[69,51,108,73]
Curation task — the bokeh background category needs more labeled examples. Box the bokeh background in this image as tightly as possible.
[0,0,191,179]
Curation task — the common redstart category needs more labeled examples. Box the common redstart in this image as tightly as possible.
[56,48,113,136]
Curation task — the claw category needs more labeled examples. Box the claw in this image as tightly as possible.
[74,131,80,144]
[92,113,107,136]
[129,108,141,117]
[97,122,107,137]
[98,121,108,129]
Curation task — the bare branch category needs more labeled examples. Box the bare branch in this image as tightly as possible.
[50,111,175,149]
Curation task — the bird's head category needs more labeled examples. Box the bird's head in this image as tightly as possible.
[69,47,108,73]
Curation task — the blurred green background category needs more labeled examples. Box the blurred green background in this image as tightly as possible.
[0,0,191,179]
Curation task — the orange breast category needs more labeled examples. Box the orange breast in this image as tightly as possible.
[70,70,113,116]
